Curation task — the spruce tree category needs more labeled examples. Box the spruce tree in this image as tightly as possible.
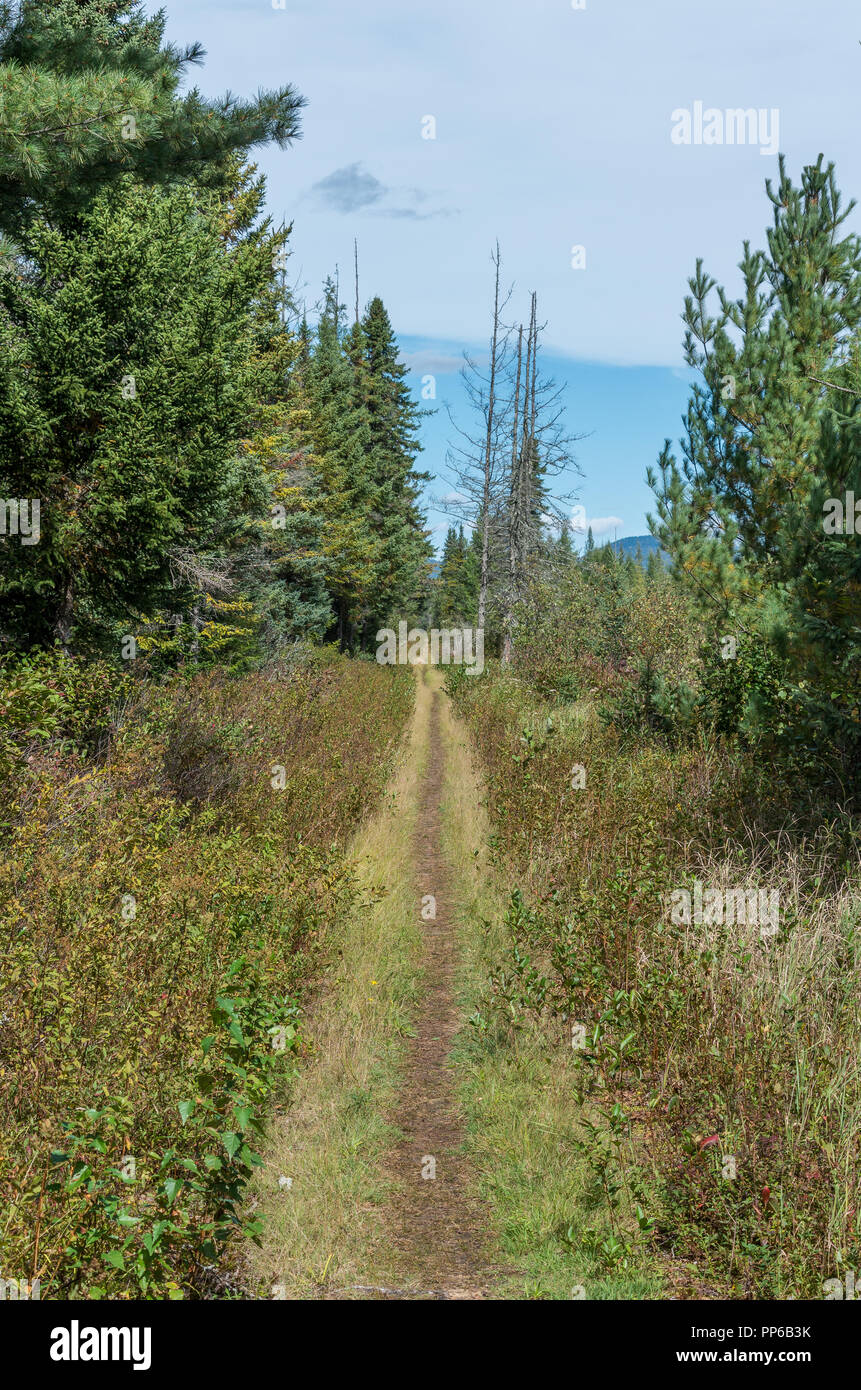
[0,178,269,649]
[236,205,332,648]
[304,279,380,649]
[434,525,479,625]
[358,295,432,633]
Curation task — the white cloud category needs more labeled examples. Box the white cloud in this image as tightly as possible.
[589,515,625,537]
[570,506,624,537]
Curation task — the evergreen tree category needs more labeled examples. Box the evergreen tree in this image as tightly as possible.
[304,279,380,648]
[434,525,479,625]
[0,0,305,237]
[648,156,861,792]
[225,170,332,650]
[0,178,268,650]
[554,524,576,569]
[646,547,663,581]
[358,295,432,633]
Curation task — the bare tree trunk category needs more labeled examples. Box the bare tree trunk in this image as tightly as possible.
[503,294,540,665]
[190,602,202,662]
[516,298,535,576]
[354,238,360,325]
[527,292,538,535]
[518,295,539,568]
[477,242,502,632]
[502,324,523,665]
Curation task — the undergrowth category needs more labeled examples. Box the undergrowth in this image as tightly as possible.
[0,648,413,1298]
[449,654,861,1300]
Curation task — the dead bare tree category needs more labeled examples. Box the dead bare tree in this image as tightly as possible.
[438,243,512,629]
[438,254,583,658]
[500,292,584,663]
[477,243,504,629]
[502,322,524,664]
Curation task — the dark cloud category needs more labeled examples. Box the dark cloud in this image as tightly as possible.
[310,162,387,213]
[309,163,456,220]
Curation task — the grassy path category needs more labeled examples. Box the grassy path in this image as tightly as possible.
[246,667,503,1298]
[375,674,501,1297]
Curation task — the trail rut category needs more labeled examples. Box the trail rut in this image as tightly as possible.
[364,681,499,1299]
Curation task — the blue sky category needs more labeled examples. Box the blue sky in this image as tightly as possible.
[160,0,861,546]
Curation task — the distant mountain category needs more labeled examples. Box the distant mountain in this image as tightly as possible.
[609,534,669,567]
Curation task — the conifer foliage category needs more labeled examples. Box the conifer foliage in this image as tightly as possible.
[0,0,306,236]
[0,0,431,661]
[649,157,861,793]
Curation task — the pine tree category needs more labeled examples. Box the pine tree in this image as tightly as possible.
[554,524,576,569]
[0,0,305,236]
[433,527,458,625]
[239,262,332,648]
[434,525,479,625]
[648,156,861,792]
[646,547,663,581]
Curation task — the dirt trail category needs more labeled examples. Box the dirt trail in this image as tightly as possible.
[368,679,500,1299]
[248,668,503,1299]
